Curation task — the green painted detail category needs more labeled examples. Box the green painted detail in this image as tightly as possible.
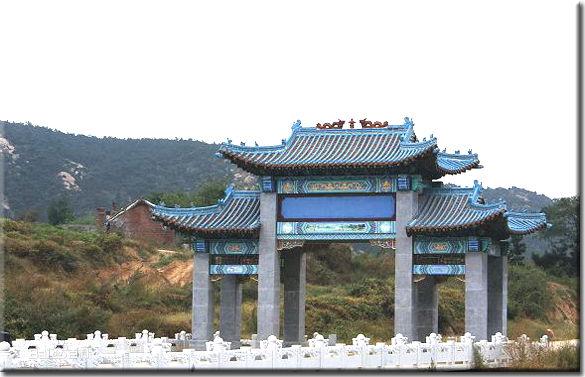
[209,240,259,255]
[209,265,258,275]
[480,237,491,253]
[414,236,467,254]
[411,175,428,192]
[277,221,395,235]
[415,236,492,254]
[413,264,465,275]
[276,176,397,194]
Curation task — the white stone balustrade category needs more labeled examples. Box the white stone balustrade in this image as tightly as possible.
[307,333,328,348]
[206,332,231,351]
[352,333,370,347]
[1,330,569,370]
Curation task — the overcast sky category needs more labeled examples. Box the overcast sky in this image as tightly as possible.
[0,0,578,198]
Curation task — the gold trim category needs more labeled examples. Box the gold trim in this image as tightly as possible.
[277,239,305,251]
[413,275,426,283]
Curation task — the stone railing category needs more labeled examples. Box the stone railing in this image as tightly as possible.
[0,330,560,370]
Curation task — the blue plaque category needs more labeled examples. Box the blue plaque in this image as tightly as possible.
[279,194,396,221]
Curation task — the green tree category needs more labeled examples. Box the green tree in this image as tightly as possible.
[508,264,551,320]
[507,235,526,265]
[145,180,228,208]
[532,196,579,277]
[193,180,228,206]
[47,197,74,225]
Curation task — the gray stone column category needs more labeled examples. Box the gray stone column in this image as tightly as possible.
[488,250,507,337]
[220,275,242,349]
[465,251,489,340]
[283,250,306,346]
[415,276,438,341]
[257,192,280,340]
[394,191,419,340]
[192,252,214,350]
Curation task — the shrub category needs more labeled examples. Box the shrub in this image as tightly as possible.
[96,232,123,254]
[1,219,32,233]
[508,264,552,320]
[505,342,579,371]
[4,237,35,257]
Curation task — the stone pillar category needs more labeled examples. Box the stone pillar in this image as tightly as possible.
[394,191,419,340]
[488,251,508,337]
[283,250,306,346]
[415,276,438,341]
[220,275,242,349]
[257,192,280,340]
[192,252,214,350]
[465,251,488,340]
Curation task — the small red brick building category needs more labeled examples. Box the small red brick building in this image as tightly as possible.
[98,200,177,245]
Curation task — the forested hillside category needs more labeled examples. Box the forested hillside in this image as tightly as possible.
[1,121,555,223]
[1,121,232,220]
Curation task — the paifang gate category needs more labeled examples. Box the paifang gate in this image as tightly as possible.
[147,117,549,350]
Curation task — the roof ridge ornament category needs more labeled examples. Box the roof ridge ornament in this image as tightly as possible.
[401,117,415,141]
[316,119,345,129]
[291,120,302,131]
[469,180,482,204]
[359,118,389,129]
[220,185,235,205]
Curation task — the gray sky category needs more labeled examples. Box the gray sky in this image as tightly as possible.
[0,0,578,198]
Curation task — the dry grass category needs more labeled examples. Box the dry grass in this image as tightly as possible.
[504,341,579,371]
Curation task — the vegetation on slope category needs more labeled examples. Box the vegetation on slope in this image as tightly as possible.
[2,219,578,344]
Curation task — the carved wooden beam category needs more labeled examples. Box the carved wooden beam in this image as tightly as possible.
[369,239,396,249]
[277,239,305,251]
[413,275,426,283]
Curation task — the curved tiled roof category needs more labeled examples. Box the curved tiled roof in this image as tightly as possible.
[217,118,480,177]
[407,181,548,238]
[435,151,481,175]
[149,187,260,237]
[506,211,548,235]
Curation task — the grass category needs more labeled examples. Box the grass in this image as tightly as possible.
[504,342,580,371]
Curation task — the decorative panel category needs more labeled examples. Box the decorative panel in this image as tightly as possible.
[279,194,396,221]
[414,237,467,254]
[411,175,428,192]
[414,236,492,254]
[397,175,411,191]
[468,237,492,252]
[276,176,397,194]
[261,176,274,192]
[277,221,396,240]
[209,240,259,255]
[413,253,464,264]
[370,239,396,249]
[413,265,465,275]
[468,237,480,252]
[192,240,207,253]
[209,265,258,275]
[480,238,491,253]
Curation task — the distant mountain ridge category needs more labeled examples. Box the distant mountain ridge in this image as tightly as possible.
[1,121,233,220]
[1,122,555,222]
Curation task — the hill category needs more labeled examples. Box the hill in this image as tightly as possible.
[2,121,557,223]
[1,121,233,220]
